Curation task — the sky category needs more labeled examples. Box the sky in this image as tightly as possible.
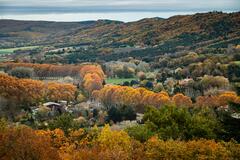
[0,0,239,22]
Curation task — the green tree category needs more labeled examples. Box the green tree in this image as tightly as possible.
[217,102,240,142]
[228,62,240,82]
[125,124,154,142]
[107,106,136,123]
[48,114,79,135]
[143,105,221,140]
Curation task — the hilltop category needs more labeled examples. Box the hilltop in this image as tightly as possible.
[0,11,240,60]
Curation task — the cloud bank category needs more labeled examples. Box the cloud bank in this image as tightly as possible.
[0,0,239,11]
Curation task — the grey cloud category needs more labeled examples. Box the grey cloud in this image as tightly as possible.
[0,0,239,11]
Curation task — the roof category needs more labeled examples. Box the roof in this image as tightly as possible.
[43,102,61,107]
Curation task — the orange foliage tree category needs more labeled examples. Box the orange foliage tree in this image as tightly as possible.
[0,74,77,106]
[0,125,60,160]
[46,82,77,102]
[79,64,105,80]
[218,91,240,106]
[196,91,240,108]
[94,85,172,112]
[0,62,82,77]
[1,123,239,160]
[80,65,105,94]
[0,62,106,95]
[83,73,103,95]
[172,93,193,107]
[0,73,45,105]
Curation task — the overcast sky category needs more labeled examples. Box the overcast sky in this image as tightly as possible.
[0,0,239,11]
[0,0,239,21]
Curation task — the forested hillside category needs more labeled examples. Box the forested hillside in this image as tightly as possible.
[1,12,239,51]
[1,10,240,160]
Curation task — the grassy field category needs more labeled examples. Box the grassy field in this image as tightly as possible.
[106,78,137,84]
[233,61,240,65]
[0,46,39,54]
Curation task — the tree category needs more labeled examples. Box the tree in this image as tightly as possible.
[218,91,240,106]
[107,105,136,123]
[200,75,229,91]
[0,125,60,160]
[0,73,45,108]
[97,124,131,159]
[1,62,83,78]
[48,114,79,135]
[172,93,192,107]
[107,106,122,123]
[228,62,240,82]
[145,137,231,160]
[145,81,154,89]
[83,73,103,95]
[217,102,240,142]
[196,95,220,108]
[125,124,154,142]
[153,83,164,92]
[137,71,146,81]
[113,65,135,78]
[95,85,171,111]
[9,67,35,78]
[0,73,77,116]
[80,64,105,80]
[144,105,221,140]
[46,82,77,102]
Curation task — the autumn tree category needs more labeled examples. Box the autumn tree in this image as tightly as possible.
[46,82,77,102]
[196,91,240,108]
[94,85,171,112]
[200,75,230,93]
[0,125,60,160]
[0,62,83,78]
[96,124,131,159]
[79,64,105,95]
[0,74,77,111]
[9,67,35,78]
[0,73,45,107]
[83,73,103,95]
[145,137,231,160]
[172,93,192,107]
[218,91,240,106]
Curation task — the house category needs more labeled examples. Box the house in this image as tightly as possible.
[179,78,194,86]
[43,102,64,114]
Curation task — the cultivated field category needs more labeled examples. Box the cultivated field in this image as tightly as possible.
[0,46,39,54]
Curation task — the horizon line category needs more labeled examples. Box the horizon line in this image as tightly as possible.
[0,11,239,23]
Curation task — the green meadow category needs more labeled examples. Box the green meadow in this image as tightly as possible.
[0,46,39,54]
[106,78,137,84]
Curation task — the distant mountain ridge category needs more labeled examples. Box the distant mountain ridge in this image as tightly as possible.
[0,11,239,50]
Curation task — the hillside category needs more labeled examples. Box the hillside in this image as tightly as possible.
[0,12,240,56]
[0,20,97,48]
[1,9,240,160]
